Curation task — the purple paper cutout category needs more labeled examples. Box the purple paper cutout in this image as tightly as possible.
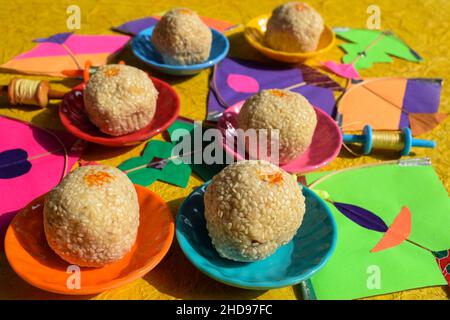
[33,32,73,44]
[399,78,443,129]
[0,149,32,179]
[334,202,389,233]
[114,17,160,35]
[208,58,340,120]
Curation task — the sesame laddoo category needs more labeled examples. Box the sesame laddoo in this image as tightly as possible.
[151,8,212,65]
[237,89,317,165]
[204,160,305,262]
[83,64,158,136]
[265,2,324,53]
[43,165,140,267]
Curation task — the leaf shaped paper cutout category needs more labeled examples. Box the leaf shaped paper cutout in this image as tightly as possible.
[0,149,32,179]
[371,206,412,253]
[227,74,260,93]
[334,202,388,232]
[335,28,422,70]
[118,140,191,188]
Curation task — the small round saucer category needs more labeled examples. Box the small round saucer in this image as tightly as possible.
[176,182,337,290]
[59,76,180,147]
[5,185,174,295]
[217,102,342,174]
[132,26,229,76]
[244,14,336,63]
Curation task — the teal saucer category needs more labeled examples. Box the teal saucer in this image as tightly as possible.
[132,27,229,76]
[176,182,337,290]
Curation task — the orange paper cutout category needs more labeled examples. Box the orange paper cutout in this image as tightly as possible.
[371,206,412,253]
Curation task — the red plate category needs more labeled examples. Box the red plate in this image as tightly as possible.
[59,77,180,147]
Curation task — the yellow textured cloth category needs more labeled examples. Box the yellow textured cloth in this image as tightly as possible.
[0,0,448,300]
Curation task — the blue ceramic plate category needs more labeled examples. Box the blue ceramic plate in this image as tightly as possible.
[176,182,337,290]
[131,26,230,76]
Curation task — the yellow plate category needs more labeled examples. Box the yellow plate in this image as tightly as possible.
[244,14,336,63]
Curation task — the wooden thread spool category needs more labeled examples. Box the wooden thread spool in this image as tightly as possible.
[1,78,66,108]
[343,125,436,156]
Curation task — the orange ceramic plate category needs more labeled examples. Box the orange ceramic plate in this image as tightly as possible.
[4,185,174,295]
[244,14,336,63]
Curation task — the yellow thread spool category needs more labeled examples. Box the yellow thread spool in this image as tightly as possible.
[343,125,436,156]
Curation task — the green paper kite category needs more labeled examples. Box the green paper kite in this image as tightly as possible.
[334,28,422,70]
[118,140,191,188]
[167,120,228,181]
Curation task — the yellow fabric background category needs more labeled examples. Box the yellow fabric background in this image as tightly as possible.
[0,0,448,300]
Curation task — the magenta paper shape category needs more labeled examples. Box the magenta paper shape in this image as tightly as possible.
[226,73,260,93]
[0,33,130,77]
[323,61,360,79]
[0,116,83,246]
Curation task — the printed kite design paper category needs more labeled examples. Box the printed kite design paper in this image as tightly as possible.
[334,28,422,70]
[0,116,82,246]
[338,77,445,135]
[0,33,130,77]
[207,57,343,121]
[305,163,450,299]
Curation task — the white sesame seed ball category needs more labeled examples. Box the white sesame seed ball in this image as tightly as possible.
[83,64,158,136]
[265,2,324,52]
[237,89,317,165]
[204,160,305,262]
[152,8,212,65]
[43,165,140,267]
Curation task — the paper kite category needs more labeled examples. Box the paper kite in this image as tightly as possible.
[304,161,450,300]
[338,77,446,135]
[0,116,83,246]
[207,57,344,121]
[323,28,422,79]
[0,32,130,77]
[328,201,450,288]
[118,139,192,188]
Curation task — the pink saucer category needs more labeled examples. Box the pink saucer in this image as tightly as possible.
[59,76,180,147]
[217,102,342,173]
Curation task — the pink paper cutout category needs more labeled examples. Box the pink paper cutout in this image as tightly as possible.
[16,34,130,59]
[323,61,360,80]
[16,43,67,59]
[227,74,260,93]
[0,117,82,246]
